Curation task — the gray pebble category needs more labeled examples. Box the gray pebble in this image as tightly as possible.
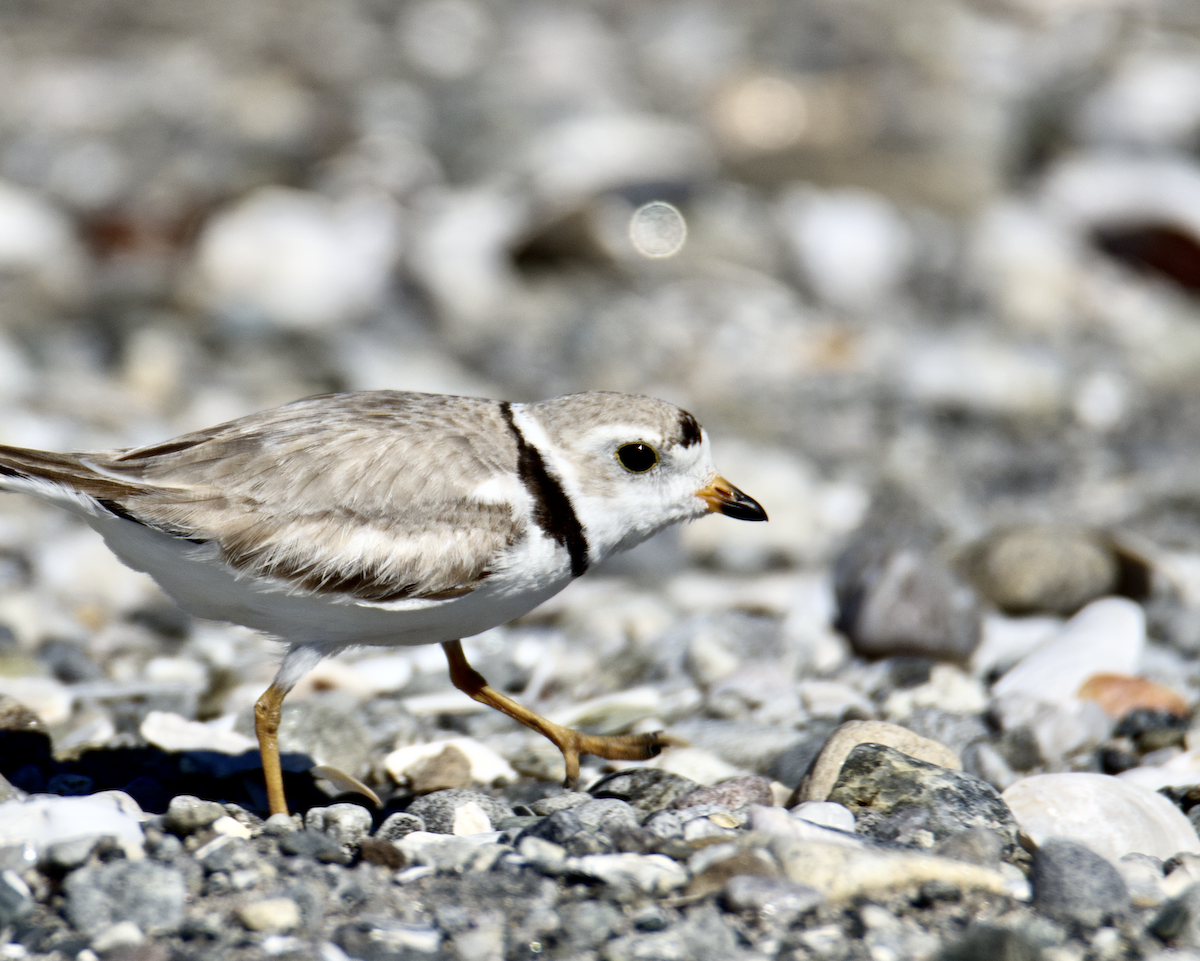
[574,798,639,831]
[306,803,372,850]
[520,809,583,845]
[588,769,700,819]
[1031,839,1130,928]
[163,795,226,835]
[0,870,33,928]
[406,789,514,834]
[42,836,100,872]
[530,792,591,816]
[375,811,425,841]
[277,829,352,865]
[64,860,186,936]
[670,776,775,811]
[722,874,823,922]
[194,835,256,874]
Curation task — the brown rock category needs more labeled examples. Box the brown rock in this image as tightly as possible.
[358,838,406,869]
[408,744,473,794]
[1077,673,1189,718]
[671,776,776,811]
[789,720,961,806]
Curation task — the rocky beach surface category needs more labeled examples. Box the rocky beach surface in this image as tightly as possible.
[6,0,1200,958]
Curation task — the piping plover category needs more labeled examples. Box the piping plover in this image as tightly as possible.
[0,389,766,815]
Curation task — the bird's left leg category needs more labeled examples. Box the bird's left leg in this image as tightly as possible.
[254,682,289,817]
[442,639,677,788]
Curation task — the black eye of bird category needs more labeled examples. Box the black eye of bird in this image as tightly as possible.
[616,443,658,473]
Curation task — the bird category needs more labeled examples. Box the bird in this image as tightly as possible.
[0,389,766,816]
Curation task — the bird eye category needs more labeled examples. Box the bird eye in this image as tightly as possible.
[616,443,658,473]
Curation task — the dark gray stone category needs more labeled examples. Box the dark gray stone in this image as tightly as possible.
[834,497,980,663]
[587,768,700,819]
[195,835,256,874]
[518,809,583,845]
[938,925,1039,961]
[827,743,1018,854]
[1031,839,1130,928]
[278,829,352,864]
[63,860,186,936]
[405,789,513,834]
[0,870,33,927]
[1150,882,1200,947]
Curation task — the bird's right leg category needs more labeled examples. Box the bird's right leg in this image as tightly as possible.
[442,639,675,788]
[254,682,289,817]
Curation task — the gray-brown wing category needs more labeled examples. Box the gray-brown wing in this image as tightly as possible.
[85,392,524,602]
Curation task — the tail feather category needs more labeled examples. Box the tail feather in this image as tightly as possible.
[0,444,143,504]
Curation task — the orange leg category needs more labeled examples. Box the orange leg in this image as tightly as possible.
[442,640,673,788]
[254,683,288,817]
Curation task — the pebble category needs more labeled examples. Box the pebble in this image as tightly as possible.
[395,832,507,874]
[827,743,1018,854]
[791,801,858,833]
[305,804,372,850]
[1077,673,1190,718]
[1003,773,1200,861]
[0,795,145,860]
[769,836,1010,900]
[588,769,700,819]
[967,525,1118,616]
[565,852,689,896]
[405,789,514,835]
[374,812,425,841]
[63,861,186,936]
[834,539,982,663]
[139,711,257,755]
[277,830,352,865]
[384,737,517,790]
[992,597,1145,704]
[236,897,302,933]
[0,871,33,928]
[792,719,962,804]
[1030,839,1131,928]
[162,795,226,836]
[670,775,775,811]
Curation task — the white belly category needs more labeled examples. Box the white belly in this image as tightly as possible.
[88,512,574,649]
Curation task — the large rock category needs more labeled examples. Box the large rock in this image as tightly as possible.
[1003,773,1200,862]
[966,525,1118,616]
[826,744,1017,855]
[1030,839,1130,928]
[64,860,186,936]
[792,720,961,804]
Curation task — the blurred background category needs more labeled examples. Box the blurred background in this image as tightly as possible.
[4,0,1200,796]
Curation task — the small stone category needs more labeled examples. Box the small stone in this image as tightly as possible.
[520,809,583,846]
[163,796,226,836]
[518,836,567,875]
[671,776,775,811]
[834,523,981,663]
[451,801,492,836]
[261,813,301,836]
[305,803,372,850]
[530,792,591,816]
[827,744,1018,854]
[43,836,100,872]
[90,920,145,952]
[358,838,406,870]
[194,835,256,874]
[374,812,425,841]
[1003,773,1200,862]
[792,719,961,804]
[573,798,639,832]
[992,597,1145,705]
[237,897,301,933]
[0,870,33,928]
[1031,839,1130,928]
[384,738,517,791]
[64,861,186,936]
[1077,673,1190,718]
[566,852,689,896]
[405,789,513,835]
[1152,881,1200,947]
[277,830,352,864]
[791,801,857,833]
[770,837,1009,901]
[588,769,700,818]
[722,874,824,922]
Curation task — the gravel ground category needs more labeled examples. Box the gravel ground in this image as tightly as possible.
[7,0,1200,959]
